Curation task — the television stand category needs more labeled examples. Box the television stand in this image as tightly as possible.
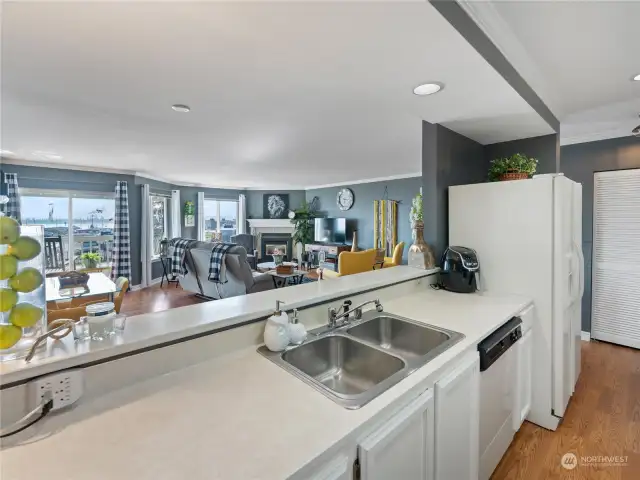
[305,243,351,256]
[305,243,351,270]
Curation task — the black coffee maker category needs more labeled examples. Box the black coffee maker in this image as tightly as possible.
[439,246,479,293]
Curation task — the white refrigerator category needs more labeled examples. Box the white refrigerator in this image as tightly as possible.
[449,174,584,431]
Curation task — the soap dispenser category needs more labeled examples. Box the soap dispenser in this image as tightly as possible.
[288,309,307,345]
[263,300,291,352]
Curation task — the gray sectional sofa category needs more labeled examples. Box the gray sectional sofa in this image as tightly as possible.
[177,241,275,300]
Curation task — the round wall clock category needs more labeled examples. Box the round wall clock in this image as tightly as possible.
[337,188,354,211]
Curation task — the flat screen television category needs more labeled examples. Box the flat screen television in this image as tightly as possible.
[314,218,355,244]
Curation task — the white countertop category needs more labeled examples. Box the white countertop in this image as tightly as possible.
[0,266,437,385]
[0,288,531,480]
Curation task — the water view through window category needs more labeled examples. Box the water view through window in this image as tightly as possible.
[204,199,238,243]
[21,190,116,273]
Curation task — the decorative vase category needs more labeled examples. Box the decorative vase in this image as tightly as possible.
[272,254,284,265]
[0,224,47,362]
[351,230,359,252]
[408,220,436,269]
[499,171,528,181]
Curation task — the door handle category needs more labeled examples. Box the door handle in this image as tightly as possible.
[575,243,585,298]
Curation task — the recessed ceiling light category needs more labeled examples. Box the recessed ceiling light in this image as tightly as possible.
[0,149,14,156]
[633,74,640,81]
[413,83,444,96]
[172,104,191,112]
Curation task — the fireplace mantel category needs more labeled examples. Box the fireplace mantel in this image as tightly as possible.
[247,219,293,229]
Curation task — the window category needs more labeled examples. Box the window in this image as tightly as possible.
[204,199,238,243]
[20,189,116,274]
[150,195,167,257]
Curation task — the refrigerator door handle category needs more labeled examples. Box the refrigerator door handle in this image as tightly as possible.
[575,242,585,298]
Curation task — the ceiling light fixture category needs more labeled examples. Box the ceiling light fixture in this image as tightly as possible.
[172,104,191,112]
[632,73,640,81]
[0,149,14,156]
[413,83,444,96]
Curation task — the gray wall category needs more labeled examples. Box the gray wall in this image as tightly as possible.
[484,133,559,174]
[422,122,487,258]
[306,177,422,263]
[245,190,306,219]
[561,135,640,332]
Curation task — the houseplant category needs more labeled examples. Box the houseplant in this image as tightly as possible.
[488,153,538,182]
[409,192,423,229]
[290,200,317,262]
[80,252,101,269]
[184,201,195,227]
[271,248,284,266]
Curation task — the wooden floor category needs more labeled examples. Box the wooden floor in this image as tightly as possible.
[119,283,207,317]
[493,340,640,480]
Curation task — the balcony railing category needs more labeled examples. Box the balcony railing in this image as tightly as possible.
[45,234,114,274]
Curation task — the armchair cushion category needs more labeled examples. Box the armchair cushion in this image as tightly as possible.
[383,242,405,268]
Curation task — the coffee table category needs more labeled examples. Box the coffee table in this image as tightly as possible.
[266,269,307,288]
[257,261,298,272]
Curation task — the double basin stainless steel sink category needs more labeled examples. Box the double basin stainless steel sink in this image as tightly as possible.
[257,310,464,409]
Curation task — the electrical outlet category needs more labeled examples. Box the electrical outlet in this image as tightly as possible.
[28,370,83,412]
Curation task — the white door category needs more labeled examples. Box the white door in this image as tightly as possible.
[359,389,434,480]
[552,175,576,417]
[592,169,640,349]
[571,181,584,389]
[435,352,479,480]
[513,329,533,431]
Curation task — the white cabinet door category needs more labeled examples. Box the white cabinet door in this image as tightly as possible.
[435,352,480,480]
[308,454,351,480]
[513,330,533,431]
[518,304,535,334]
[359,389,435,480]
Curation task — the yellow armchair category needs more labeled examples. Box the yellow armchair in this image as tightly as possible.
[322,249,378,279]
[383,242,405,268]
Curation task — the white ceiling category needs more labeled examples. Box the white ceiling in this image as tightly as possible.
[1,1,552,188]
[462,0,640,146]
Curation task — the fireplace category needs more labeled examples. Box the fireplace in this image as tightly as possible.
[260,234,293,262]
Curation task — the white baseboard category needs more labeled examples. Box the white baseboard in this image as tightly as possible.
[581,331,591,342]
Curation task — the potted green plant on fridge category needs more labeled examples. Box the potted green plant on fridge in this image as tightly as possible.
[488,153,538,182]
